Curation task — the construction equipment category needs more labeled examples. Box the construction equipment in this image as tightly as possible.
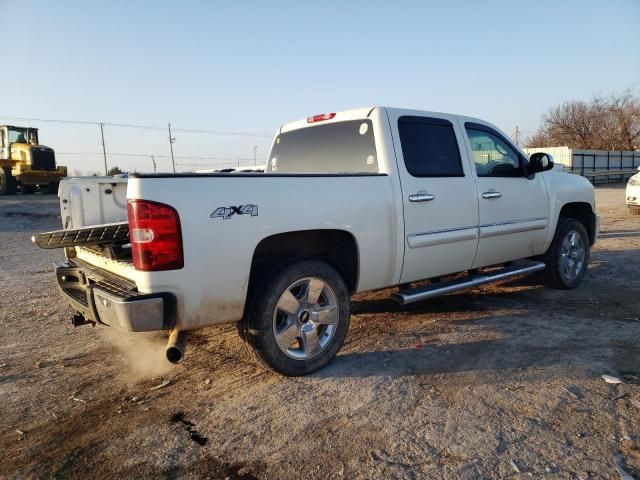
[0,125,67,195]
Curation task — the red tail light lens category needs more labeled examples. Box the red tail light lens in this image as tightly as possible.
[127,200,183,271]
[307,112,336,123]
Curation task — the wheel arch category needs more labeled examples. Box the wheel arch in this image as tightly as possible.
[557,202,597,245]
[248,229,360,296]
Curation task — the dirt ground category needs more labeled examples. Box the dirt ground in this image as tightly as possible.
[1,186,639,479]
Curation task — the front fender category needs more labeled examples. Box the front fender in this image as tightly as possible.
[542,171,596,249]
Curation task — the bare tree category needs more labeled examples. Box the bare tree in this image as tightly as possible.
[526,90,640,150]
[609,91,640,150]
[107,166,124,176]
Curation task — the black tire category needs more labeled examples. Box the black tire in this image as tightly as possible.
[46,182,59,194]
[239,259,351,376]
[538,218,590,289]
[0,166,17,195]
[22,185,37,194]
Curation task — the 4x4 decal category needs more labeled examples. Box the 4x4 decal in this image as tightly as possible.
[210,204,259,220]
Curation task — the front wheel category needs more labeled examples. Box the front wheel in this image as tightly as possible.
[239,260,351,376]
[0,167,17,195]
[539,218,590,289]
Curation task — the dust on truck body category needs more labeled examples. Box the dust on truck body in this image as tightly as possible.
[33,106,600,376]
[0,125,67,195]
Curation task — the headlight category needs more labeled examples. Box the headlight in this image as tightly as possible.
[629,176,640,186]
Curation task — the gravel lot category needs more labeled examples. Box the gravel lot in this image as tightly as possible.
[1,186,639,479]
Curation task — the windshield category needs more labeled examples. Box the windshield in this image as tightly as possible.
[268,120,378,173]
[7,128,38,145]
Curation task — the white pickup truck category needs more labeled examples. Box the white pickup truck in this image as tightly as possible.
[626,167,640,215]
[34,107,599,376]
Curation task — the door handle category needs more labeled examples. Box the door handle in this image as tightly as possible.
[482,191,502,199]
[408,193,435,202]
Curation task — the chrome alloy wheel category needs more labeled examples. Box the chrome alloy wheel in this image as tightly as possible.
[559,230,586,282]
[272,277,339,360]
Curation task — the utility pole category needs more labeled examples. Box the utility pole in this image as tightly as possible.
[150,155,157,173]
[168,123,176,173]
[237,156,240,168]
[253,145,258,167]
[515,126,520,146]
[99,122,108,175]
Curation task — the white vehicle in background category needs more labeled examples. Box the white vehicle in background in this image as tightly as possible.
[626,167,640,215]
[34,107,599,376]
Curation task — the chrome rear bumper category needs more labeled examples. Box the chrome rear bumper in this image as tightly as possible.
[55,259,175,331]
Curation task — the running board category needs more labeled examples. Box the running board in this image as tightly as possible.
[391,260,545,305]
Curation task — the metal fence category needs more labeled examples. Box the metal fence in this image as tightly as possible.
[569,151,640,183]
[524,148,640,184]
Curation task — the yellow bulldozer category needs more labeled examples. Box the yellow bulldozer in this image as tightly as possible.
[0,125,67,195]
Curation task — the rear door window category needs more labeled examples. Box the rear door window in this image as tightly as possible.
[269,120,378,173]
[398,116,464,177]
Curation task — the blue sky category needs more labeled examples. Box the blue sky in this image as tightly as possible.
[1,0,638,174]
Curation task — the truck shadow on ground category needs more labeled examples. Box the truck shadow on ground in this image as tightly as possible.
[598,229,640,239]
[350,285,536,316]
[349,248,636,318]
[315,307,640,380]
[318,261,640,380]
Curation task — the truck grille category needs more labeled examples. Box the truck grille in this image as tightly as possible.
[30,148,56,170]
[32,222,130,249]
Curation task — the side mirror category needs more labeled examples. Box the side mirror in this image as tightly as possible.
[529,152,554,174]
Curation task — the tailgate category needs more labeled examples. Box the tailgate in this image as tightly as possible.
[32,222,129,249]
[59,176,128,229]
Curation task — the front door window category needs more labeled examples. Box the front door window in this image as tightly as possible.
[466,127,522,177]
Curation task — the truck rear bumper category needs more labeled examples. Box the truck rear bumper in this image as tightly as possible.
[55,258,175,331]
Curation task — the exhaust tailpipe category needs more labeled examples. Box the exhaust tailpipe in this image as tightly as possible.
[166,329,186,364]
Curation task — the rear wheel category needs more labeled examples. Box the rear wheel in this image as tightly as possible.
[539,218,590,289]
[239,259,351,376]
[0,167,17,195]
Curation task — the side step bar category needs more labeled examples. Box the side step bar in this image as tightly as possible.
[391,260,545,305]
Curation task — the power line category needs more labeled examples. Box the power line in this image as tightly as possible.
[174,127,271,137]
[0,116,97,126]
[0,115,272,137]
[175,162,256,167]
[57,151,254,161]
[103,122,165,131]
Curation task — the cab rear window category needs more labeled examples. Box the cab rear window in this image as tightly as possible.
[269,120,378,173]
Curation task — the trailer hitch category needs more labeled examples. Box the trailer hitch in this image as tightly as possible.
[71,313,95,327]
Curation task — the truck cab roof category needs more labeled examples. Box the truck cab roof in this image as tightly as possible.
[280,106,499,136]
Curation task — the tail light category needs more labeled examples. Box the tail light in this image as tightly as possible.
[307,112,336,123]
[127,200,183,271]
